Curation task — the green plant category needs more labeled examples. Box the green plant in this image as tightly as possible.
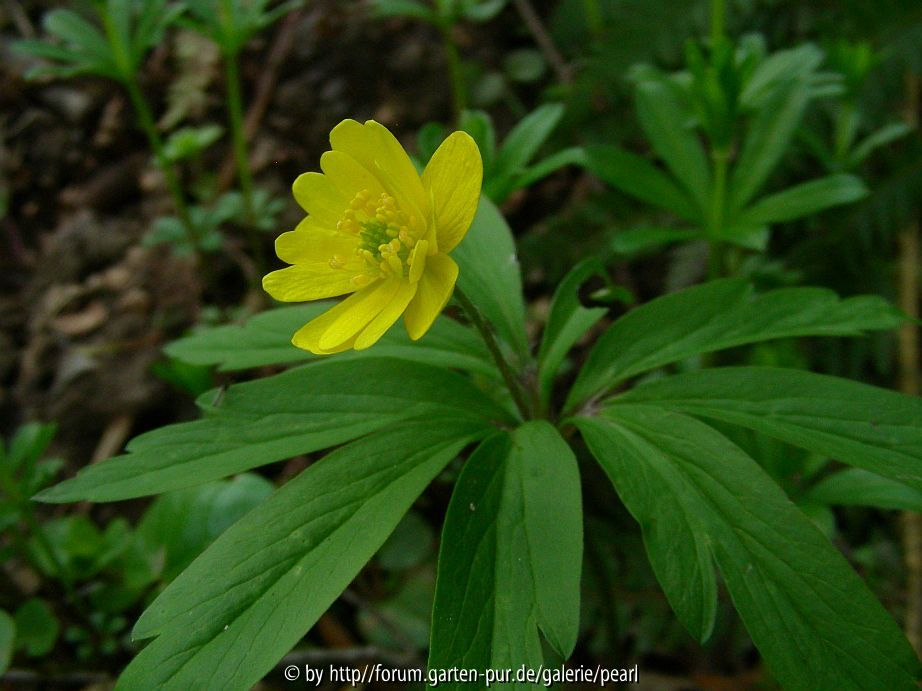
[179,0,302,269]
[38,182,922,687]
[418,104,585,204]
[583,37,868,275]
[13,1,199,248]
[372,0,509,118]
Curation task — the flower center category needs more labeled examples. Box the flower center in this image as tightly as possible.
[334,189,419,285]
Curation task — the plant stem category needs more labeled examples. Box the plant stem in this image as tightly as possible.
[453,286,532,420]
[899,70,921,657]
[123,77,197,248]
[224,47,265,274]
[439,23,466,122]
[707,147,729,279]
[582,0,603,37]
[710,0,725,45]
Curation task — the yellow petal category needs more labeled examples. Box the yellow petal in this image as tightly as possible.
[422,131,482,253]
[262,265,357,302]
[408,239,428,284]
[329,119,428,222]
[291,301,360,355]
[292,172,349,226]
[319,150,385,201]
[274,219,358,266]
[354,280,418,350]
[318,278,402,350]
[403,253,459,340]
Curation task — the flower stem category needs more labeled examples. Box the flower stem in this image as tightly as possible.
[223,47,266,276]
[439,23,467,122]
[710,0,725,45]
[453,286,532,420]
[123,77,198,249]
[707,147,729,279]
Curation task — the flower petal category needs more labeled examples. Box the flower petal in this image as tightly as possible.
[319,150,385,201]
[422,131,482,253]
[403,253,459,340]
[354,281,418,350]
[292,172,349,226]
[329,119,428,221]
[318,278,402,351]
[291,303,359,355]
[263,264,357,302]
[274,219,358,266]
[408,239,428,284]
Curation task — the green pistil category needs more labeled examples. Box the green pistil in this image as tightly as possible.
[359,220,395,259]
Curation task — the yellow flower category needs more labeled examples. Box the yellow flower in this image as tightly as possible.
[263,120,483,354]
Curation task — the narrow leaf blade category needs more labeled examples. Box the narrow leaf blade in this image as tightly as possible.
[121,420,481,690]
[619,367,922,492]
[38,359,507,502]
[579,406,920,691]
[567,280,903,410]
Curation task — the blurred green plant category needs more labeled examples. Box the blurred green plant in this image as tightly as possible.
[13,1,200,249]
[800,40,913,173]
[417,103,585,203]
[179,0,302,269]
[584,37,869,276]
[0,420,274,670]
[371,0,509,118]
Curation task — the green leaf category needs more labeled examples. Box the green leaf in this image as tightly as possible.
[807,468,922,512]
[165,305,498,377]
[634,79,711,214]
[537,259,607,406]
[736,174,868,226]
[609,227,701,256]
[162,125,224,164]
[371,0,439,22]
[740,44,823,108]
[619,367,922,493]
[460,0,507,22]
[454,198,528,359]
[582,144,700,222]
[511,146,586,192]
[849,122,912,167]
[121,420,482,690]
[430,421,582,682]
[577,406,920,691]
[487,103,564,201]
[43,9,112,64]
[0,610,14,674]
[14,599,59,657]
[566,279,903,411]
[137,474,274,581]
[576,414,716,641]
[729,79,810,211]
[37,358,508,503]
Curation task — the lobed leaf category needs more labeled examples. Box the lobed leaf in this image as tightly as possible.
[429,422,582,686]
[578,405,920,691]
[566,279,904,411]
[618,367,922,492]
[121,420,483,690]
[37,358,509,502]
